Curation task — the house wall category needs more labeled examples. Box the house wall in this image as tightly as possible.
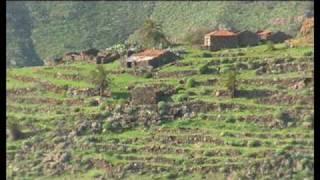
[209,36,239,51]
[269,32,292,43]
[130,52,177,69]
[238,32,260,47]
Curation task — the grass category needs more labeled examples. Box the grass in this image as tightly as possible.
[6,43,314,179]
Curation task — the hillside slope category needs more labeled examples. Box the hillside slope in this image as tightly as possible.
[6,1,313,67]
[7,44,314,179]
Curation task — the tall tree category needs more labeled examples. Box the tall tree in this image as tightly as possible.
[136,19,170,48]
[90,65,111,97]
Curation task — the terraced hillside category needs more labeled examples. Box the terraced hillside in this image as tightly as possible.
[6,44,314,179]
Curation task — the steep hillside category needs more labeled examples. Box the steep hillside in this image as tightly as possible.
[6,2,43,67]
[6,1,313,67]
[6,44,314,179]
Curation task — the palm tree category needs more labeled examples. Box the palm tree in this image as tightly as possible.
[137,19,170,48]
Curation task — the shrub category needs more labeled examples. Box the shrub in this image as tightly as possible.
[224,70,237,98]
[183,27,211,45]
[7,122,23,141]
[157,101,168,111]
[303,114,314,123]
[247,140,261,147]
[175,85,185,93]
[274,109,291,126]
[143,72,152,78]
[225,115,236,123]
[202,52,213,57]
[303,51,313,57]
[74,107,81,112]
[90,65,111,97]
[186,90,196,96]
[203,151,214,156]
[186,78,196,88]
[198,113,207,120]
[87,99,99,106]
[265,41,275,51]
[199,87,211,95]
[198,63,210,74]
[176,94,188,102]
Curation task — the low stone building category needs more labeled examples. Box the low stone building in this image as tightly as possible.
[130,85,175,105]
[203,30,239,51]
[80,48,100,62]
[96,52,120,64]
[237,30,260,47]
[257,30,273,42]
[268,31,292,43]
[257,30,292,43]
[63,52,81,62]
[125,49,178,69]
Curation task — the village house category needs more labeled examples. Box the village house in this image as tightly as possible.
[257,30,273,42]
[203,30,239,51]
[257,30,292,43]
[268,31,292,43]
[63,52,81,62]
[96,51,120,64]
[80,48,100,62]
[125,49,178,69]
[237,30,260,47]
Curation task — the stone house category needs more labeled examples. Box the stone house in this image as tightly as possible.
[80,48,100,62]
[125,49,178,69]
[96,52,120,64]
[63,52,81,62]
[257,30,292,43]
[268,31,292,43]
[203,30,239,51]
[237,30,260,47]
[257,30,273,42]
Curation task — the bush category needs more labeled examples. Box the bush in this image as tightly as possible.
[186,78,196,88]
[265,41,275,51]
[202,52,213,57]
[175,85,185,93]
[303,51,313,57]
[157,101,168,111]
[176,94,188,102]
[275,109,291,126]
[224,70,237,98]
[203,151,214,156]
[87,99,99,106]
[7,122,23,141]
[143,72,152,78]
[198,63,210,74]
[74,107,81,112]
[183,27,211,45]
[247,140,261,147]
[199,87,211,95]
[225,115,236,123]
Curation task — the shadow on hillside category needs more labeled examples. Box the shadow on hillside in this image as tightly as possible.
[236,89,272,99]
[112,91,130,100]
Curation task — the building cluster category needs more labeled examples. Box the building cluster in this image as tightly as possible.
[47,28,293,69]
[203,29,292,51]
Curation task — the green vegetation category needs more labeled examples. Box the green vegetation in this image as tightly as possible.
[128,19,170,49]
[90,65,111,96]
[224,70,237,98]
[6,1,313,67]
[6,36,313,179]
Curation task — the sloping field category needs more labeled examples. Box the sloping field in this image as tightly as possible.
[6,44,314,179]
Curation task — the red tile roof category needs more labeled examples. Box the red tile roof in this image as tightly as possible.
[257,30,272,36]
[134,49,167,57]
[205,30,237,37]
